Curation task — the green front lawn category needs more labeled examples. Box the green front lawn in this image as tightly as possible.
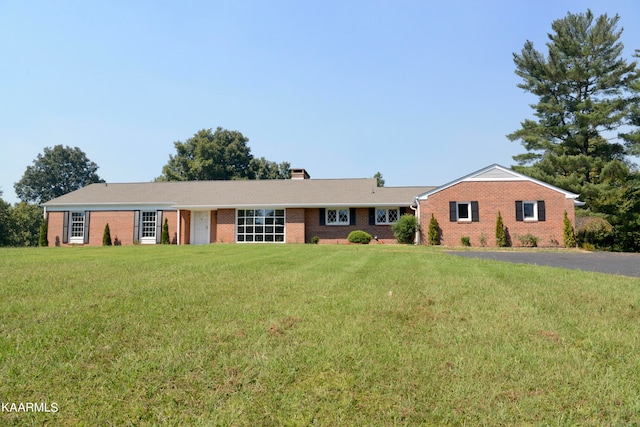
[1,245,639,425]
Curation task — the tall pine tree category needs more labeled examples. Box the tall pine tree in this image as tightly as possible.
[508,10,640,251]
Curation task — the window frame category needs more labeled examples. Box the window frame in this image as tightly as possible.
[69,211,85,244]
[326,208,350,226]
[522,201,538,221]
[140,211,157,244]
[375,207,400,225]
[236,209,286,243]
[456,202,472,222]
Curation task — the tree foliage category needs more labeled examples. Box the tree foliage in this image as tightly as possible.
[509,10,640,251]
[6,202,43,247]
[39,220,48,247]
[0,193,11,246]
[15,145,104,204]
[159,127,290,181]
[374,172,385,187]
[249,157,291,179]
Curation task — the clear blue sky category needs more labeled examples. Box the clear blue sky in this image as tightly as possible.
[1,1,639,204]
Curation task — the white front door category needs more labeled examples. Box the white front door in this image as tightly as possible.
[192,211,210,245]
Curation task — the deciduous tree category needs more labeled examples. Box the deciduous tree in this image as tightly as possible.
[15,145,104,204]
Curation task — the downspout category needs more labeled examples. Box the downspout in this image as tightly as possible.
[410,197,420,245]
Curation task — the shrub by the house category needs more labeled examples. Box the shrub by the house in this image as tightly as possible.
[496,211,507,247]
[563,210,576,248]
[517,233,538,247]
[161,218,170,244]
[461,236,471,247]
[427,214,440,245]
[103,223,112,246]
[392,214,420,244]
[347,230,372,244]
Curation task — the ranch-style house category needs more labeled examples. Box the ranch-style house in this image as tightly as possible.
[42,165,581,247]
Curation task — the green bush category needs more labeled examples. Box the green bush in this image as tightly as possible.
[311,236,320,244]
[496,211,507,247]
[38,221,48,247]
[576,216,614,250]
[392,214,420,244]
[161,218,170,244]
[427,214,440,245]
[461,236,471,247]
[103,223,112,246]
[563,211,576,248]
[347,230,373,244]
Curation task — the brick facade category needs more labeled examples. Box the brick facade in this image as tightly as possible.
[286,208,306,243]
[43,166,578,247]
[419,181,575,247]
[305,208,399,244]
[47,210,177,246]
[216,209,236,243]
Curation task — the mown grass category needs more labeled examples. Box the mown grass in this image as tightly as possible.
[1,244,639,425]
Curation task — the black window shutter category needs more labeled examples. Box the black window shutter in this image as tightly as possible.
[156,210,163,244]
[133,210,140,242]
[400,207,407,216]
[369,208,375,225]
[537,201,546,221]
[350,208,356,225]
[83,211,91,244]
[515,201,523,222]
[471,202,479,222]
[62,211,69,244]
[319,208,325,226]
[449,202,457,222]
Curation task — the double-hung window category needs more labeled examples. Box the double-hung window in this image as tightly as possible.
[376,208,399,225]
[141,211,157,243]
[69,212,85,243]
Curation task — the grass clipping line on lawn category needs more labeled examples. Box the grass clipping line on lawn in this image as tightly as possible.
[1,244,639,425]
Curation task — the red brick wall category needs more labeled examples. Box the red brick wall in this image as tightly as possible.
[180,210,191,244]
[286,208,305,243]
[304,208,400,244]
[216,209,236,243]
[47,210,177,246]
[47,211,64,246]
[419,181,576,247]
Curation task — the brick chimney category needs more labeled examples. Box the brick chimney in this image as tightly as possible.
[290,168,310,180]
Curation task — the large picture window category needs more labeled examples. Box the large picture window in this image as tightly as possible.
[237,209,285,242]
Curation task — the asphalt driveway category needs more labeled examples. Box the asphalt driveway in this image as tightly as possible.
[447,250,640,278]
